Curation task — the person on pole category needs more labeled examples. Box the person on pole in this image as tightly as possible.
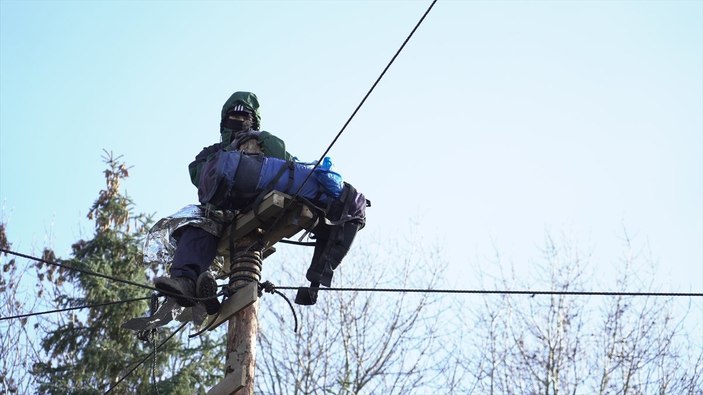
[152,91,368,311]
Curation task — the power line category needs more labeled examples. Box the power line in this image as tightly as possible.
[1,248,159,293]
[302,0,438,180]
[273,286,703,298]
[0,248,214,302]
[242,0,438,257]
[3,248,701,302]
[103,321,187,394]
[0,296,151,321]
[286,0,438,203]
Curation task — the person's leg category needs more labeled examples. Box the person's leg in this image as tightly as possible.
[155,226,218,307]
[296,182,366,306]
[304,220,361,287]
[170,226,218,281]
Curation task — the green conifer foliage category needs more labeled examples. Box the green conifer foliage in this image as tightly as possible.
[33,152,223,394]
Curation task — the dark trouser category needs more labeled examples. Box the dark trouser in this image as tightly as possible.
[170,226,218,281]
[306,220,362,287]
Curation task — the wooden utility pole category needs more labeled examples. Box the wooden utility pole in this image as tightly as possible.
[227,242,262,394]
[207,141,315,395]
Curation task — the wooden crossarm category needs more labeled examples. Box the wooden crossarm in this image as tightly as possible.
[216,191,317,259]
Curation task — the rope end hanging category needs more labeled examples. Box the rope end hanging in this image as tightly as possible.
[259,280,299,333]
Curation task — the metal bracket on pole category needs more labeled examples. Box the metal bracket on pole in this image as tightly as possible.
[122,298,207,332]
[202,281,259,332]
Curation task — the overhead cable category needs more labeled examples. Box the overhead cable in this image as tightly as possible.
[1,248,159,293]
[3,249,701,305]
[0,296,151,321]
[103,322,188,394]
[252,0,438,249]
[0,248,213,302]
[303,0,439,179]
[273,286,703,298]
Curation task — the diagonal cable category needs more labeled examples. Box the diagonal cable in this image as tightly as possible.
[302,0,439,181]
[246,0,438,252]
[0,248,218,302]
[1,248,159,292]
[103,321,188,394]
[0,296,151,321]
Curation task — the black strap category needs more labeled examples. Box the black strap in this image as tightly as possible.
[228,214,239,276]
[340,183,355,217]
[316,183,357,227]
[263,160,293,193]
[284,161,295,193]
[249,161,295,223]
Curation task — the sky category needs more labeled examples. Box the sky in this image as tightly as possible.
[1,0,701,303]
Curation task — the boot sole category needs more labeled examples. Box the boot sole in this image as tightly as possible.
[196,273,221,315]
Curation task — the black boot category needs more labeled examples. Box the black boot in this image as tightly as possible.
[295,282,320,306]
[154,276,196,307]
[196,272,221,315]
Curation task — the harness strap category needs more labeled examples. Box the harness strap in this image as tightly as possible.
[250,160,295,223]
[228,215,237,278]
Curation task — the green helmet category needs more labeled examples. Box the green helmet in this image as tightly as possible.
[221,91,261,130]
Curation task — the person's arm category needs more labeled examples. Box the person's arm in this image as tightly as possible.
[258,131,295,161]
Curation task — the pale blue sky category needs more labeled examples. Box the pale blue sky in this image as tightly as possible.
[1,0,701,297]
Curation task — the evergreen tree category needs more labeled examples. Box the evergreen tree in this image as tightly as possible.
[33,152,223,394]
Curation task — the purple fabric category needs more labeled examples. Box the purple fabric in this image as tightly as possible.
[198,149,241,206]
[349,188,367,227]
[257,156,327,202]
[170,226,218,281]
